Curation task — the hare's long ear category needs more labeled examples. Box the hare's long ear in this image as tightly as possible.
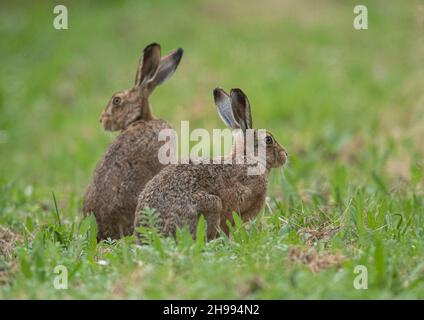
[134,43,161,87]
[213,88,240,129]
[230,88,252,132]
[148,48,183,88]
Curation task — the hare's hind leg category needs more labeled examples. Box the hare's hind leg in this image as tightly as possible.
[192,191,222,240]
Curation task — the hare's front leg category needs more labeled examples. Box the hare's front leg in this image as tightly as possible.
[192,191,222,240]
[240,191,267,222]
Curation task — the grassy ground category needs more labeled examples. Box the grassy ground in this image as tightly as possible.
[0,0,423,299]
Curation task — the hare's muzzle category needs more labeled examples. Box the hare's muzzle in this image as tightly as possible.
[99,110,107,121]
[278,148,288,166]
[99,112,113,131]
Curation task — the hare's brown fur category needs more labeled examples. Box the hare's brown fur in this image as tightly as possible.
[135,161,271,239]
[83,43,183,240]
[135,88,287,240]
[84,119,171,239]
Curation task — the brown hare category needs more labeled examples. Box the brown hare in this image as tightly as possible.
[134,88,287,240]
[83,43,183,240]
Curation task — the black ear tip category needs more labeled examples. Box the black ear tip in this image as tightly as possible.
[231,88,244,96]
[144,42,161,53]
[231,88,247,103]
[174,48,184,63]
[213,88,224,101]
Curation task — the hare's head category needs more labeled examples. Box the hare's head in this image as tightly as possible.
[100,43,183,131]
[213,88,287,169]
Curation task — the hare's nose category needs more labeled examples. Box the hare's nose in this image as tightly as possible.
[99,112,106,123]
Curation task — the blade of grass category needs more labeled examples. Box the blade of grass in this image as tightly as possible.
[51,191,62,228]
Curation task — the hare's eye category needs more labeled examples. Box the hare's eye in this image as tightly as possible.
[112,97,122,106]
[265,135,273,145]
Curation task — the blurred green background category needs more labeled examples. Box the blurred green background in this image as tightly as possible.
[0,0,423,299]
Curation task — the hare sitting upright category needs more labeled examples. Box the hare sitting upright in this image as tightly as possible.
[83,43,183,240]
[134,88,288,240]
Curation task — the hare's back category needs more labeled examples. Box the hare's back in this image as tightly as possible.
[84,119,172,213]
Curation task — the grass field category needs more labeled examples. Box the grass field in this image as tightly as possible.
[0,0,423,299]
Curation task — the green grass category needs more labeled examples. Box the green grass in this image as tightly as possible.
[0,0,423,299]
